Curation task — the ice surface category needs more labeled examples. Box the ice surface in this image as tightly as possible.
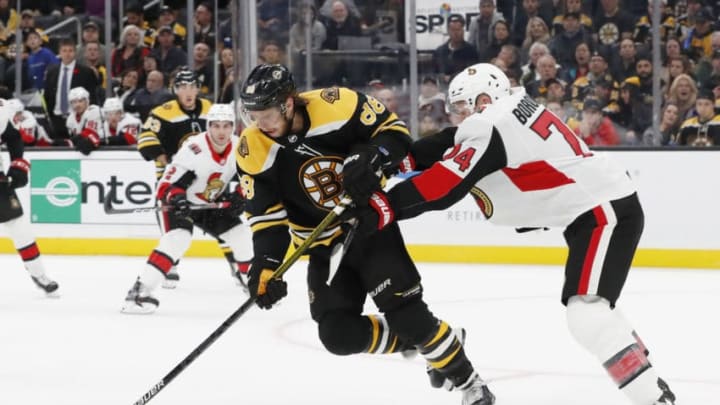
[1,254,717,405]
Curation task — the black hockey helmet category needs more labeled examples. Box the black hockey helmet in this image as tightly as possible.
[174,67,198,87]
[240,64,296,111]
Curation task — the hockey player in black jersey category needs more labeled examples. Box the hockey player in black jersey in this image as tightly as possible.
[136,68,250,288]
[236,64,494,405]
[0,101,59,295]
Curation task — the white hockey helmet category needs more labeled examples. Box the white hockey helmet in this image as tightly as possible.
[102,97,124,114]
[68,87,90,102]
[6,98,24,114]
[207,103,236,128]
[447,63,511,114]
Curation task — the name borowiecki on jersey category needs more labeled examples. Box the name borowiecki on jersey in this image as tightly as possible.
[137,98,212,178]
[236,87,411,261]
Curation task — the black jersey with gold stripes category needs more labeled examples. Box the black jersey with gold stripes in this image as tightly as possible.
[236,87,411,261]
[137,98,211,177]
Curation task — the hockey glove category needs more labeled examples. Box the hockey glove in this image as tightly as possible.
[165,188,191,217]
[346,191,396,237]
[70,135,95,155]
[248,256,287,310]
[7,158,30,189]
[342,144,390,206]
[220,185,246,218]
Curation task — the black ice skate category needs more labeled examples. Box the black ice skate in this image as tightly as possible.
[31,275,59,296]
[162,267,180,289]
[122,280,159,314]
[461,374,495,405]
[655,378,676,405]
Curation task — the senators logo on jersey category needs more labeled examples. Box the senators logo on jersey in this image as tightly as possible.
[196,172,225,202]
[470,187,493,218]
[300,156,344,210]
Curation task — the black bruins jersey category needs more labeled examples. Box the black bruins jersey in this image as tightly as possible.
[677,115,720,146]
[137,98,212,178]
[236,87,411,261]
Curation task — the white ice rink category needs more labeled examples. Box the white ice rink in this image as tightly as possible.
[1,254,718,405]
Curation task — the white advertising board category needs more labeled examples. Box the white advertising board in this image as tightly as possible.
[407,0,479,51]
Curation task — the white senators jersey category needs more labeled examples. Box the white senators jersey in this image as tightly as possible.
[158,132,239,205]
[66,105,104,139]
[392,89,636,228]
[104,113,141,145]
[12,110,53,145]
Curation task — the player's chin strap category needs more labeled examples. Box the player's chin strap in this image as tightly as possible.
[131,196,353,405]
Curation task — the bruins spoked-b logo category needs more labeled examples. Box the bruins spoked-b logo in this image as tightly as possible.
[299,156,344,209]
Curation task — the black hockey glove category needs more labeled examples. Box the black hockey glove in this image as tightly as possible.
[342,144,390,206]
[343,190,396,237]
[70,135,95,155]
[220,185,245,218]
[165,189,191,217]
[7,158,30,189]
[248,256,287,310]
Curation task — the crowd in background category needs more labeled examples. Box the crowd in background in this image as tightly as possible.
[3,0,720,147]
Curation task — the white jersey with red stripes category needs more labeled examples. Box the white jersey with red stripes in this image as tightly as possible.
[405,89,636,228]
[12,110,53,146]
[104,113,141,145]
[66,105,104,139]
[158,132,238,205]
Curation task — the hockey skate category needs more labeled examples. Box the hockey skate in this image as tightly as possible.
[461,374,495,405]
[31,274,59,296]
[427,327,467,390]
[655,378,676,405]
[231,267,249,292]
[122,279,159,314]
[162,267,180,289]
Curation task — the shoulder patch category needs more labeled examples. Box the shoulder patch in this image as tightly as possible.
[163,102,173,110]
[190,143,202,155]
[320,87,340,103]
[238,135,249,158]
[236,127,280,175]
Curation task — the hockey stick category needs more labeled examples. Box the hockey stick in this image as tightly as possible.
[131,196,353,405]
[103,191,230,214]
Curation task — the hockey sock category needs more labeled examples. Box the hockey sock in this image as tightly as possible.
[567,295,664,404]
[417,321,475,389]
[364,315,414,354]
[2,217,48,278]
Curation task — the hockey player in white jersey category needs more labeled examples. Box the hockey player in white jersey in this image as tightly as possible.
[101,97,141,146]
[122,103,252,314]
[0,100,59,295]
[349,64,676,405]
[65,87,104,155]
[5,98,57,147]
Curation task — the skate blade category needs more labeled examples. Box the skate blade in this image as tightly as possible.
[121,301,157,314]
[161,280,178,289]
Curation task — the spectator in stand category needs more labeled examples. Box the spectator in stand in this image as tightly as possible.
[512,0,553,48]
[25,29,57,91]
[677,0,704,39]
[259,40,286,65]
[643,102,680,146]
[139,54,159,88]
[622,55,655,139]
[592,0,634,48]
[321,0,362,50]
[289,1,326,88]
[375,87,409,123]
[218,48,234,96]
[44,37,99,140]
[633,0,677,47]
[610,38,638,82]
[433,15,479,84]
[520,16,551,64]
[496,44,522,81]
[76,22,107,66]
[19,2,54,16]
[125,70,173,121]
[694,32,720,87]
[562,41,592,85]
[468,0,505,60]
[258,0,291,42]
[192,42,213,96]
[520,41,551,86]
[18,9,48,43]
[526,54,566,100]
[125,3,156,48]
[111,25,150,78]
[676,88,720,146]
[481,20,513,63]
[51,1,83,17]
[193,2,215,49]
[0,0,18,41]
[157,5,187,48]
[549,12,592,68]
[663,55,693,97]
[666,73,698,122]
[574,97,621,146]
[552,0,593,36]
[683,7,714,61]
[83,41,107,90]
[418,75,446,111]
[151,26,187,77]
[114,69,139,106]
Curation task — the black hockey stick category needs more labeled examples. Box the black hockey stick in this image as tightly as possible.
[131,196,352,405]
[103,191,230,214]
